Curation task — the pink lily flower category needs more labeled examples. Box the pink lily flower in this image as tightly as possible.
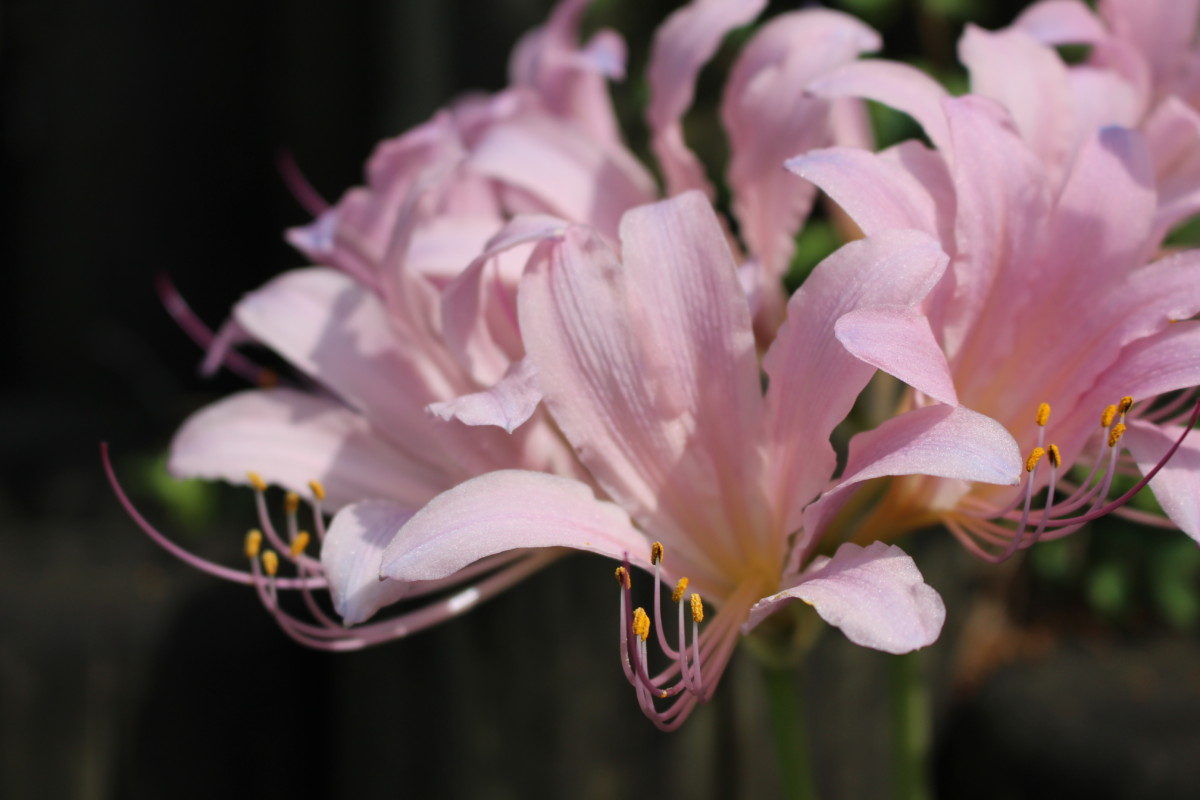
[787,93,1200,560]
[115,0,888,648]
[352,190,1022,729]
[809,0,1200,238]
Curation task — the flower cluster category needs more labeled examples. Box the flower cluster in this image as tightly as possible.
[110,0,1200,730]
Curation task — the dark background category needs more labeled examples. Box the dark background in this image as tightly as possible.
[3,0,1199,797]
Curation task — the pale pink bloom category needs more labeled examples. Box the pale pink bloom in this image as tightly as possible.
[117,0,886,648]
[787,93,1200,560]
[809,0,1200,237]
[358,191,1022,729]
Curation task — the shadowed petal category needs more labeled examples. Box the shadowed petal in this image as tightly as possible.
[323,500,417,625]
[744,542,945,654]
[1123,420,1200,543]
[646,0,767,196]
[835,305,958,406]
[722,9,879,279]
[380,470,649,582]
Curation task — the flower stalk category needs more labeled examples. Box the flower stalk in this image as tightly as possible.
[888,651,932,800]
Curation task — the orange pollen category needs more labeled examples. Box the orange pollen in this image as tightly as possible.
[1108,423,1127,448]
[1025,447,1046,472]
[650,541,664,565]
[1047,444,1062,468]
[1036,402,1051,427]
[671,577,690,604]
[1118,396,1134,414]
[690,593,705,624]
[632,607,650,641]
[614,566,631,590]
[1100,405,1117,428]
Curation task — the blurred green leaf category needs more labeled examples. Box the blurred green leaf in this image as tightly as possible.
[1030,537,1075,583]
[1151,539,1200,630]
[142,452,219,530]
[1086,560,1130,617]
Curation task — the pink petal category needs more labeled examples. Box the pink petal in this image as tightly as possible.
[938,96,1049,356]
[745,542,945,654]
[763,230,950,529]
[232,267,512,479]
[427,358,542,433]
[322,500,416,625]
[721,9,880,279]
[468,112,656,238]
[808,60,952,152]
[508,0,627,145]
[835,305,958,406]
[1113,322,1200,399]
[1012,0,1108,44]
[786,144,944,239]
[380,470,649,582]
[440,214,567,386]
[1099,0,1200,89]
[801,405,1021,549]
[519,192,769,580]
[1123,420,1200,542]
[168,389,445,510]
[646,0,767,196]
[1042,126,1154,297]
[959,25,1075,177]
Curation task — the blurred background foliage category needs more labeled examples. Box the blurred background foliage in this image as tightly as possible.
[3,0,1198,798]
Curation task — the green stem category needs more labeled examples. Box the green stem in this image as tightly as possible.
[888,652,932,800]
[762,662,818,800]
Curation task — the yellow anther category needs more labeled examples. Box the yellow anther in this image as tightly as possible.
[690,593,705,624]
[308,479,326,501]
[1101,405,1118,429]
[1047,444,1062,469]
[614,565,631,590]
[650,541,664,565]
[262,550,279,577]
[632,607,650,641]
[1108,423,1127,448]
[1118,396,1134,414]
[247,472,267,492]
[284,492,301,514]
[1025,447,1046,473]
[243,529,263,559]
[1035,402,1051,427]
[289,531,311,558]
[671,577,690,604]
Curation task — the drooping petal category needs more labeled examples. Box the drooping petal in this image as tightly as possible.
[744,542,945,654]
[835,305,958,406]
[721,9,879,280]
[1122,420,1200,543]
[322,500,417,625]
[1012,0,1107,45]
[808,60,953,152]
[763,230,950,530]
[801,404,1022,550]
[380,470,649,582]
[427,358,543,433]
[1095,321,1200,401]
[786,145,944,239]
[168,389,446,510]
[646,0,767,196]
[519,192,768,581]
